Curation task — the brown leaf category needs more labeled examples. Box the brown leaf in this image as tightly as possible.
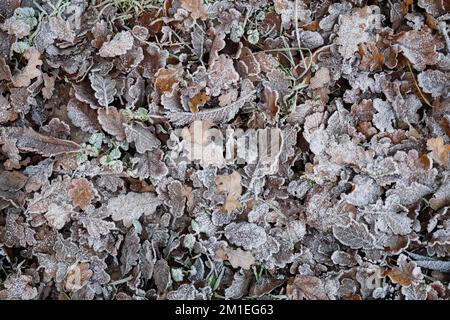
[188,91,209,112]
[382,256,423,287]
[12,48,42,87]
[69,178,96,211]
[180,0,208,20]
[1,127,80,157]
[66,98,101,133]
[396,26,442,70]
[427,136,450,168]
[42,74,56,100]
[97,107,126,140]
[215,171,242,213]
[154,66,182,94]
[65,262,93,292]
[216,247,255,270]
[287,275,329,300]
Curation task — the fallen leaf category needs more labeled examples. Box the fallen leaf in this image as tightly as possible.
[396,27,442,70]
[12,48,42,87]
[180,0,208,20]
[69,178,96,211]
[97,107,126,140]
[99,31,134,57]
[215,171,242,213]
[427,137,450,168]
[216,247,255,270]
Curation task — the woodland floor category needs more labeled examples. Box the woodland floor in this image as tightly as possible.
[1,0,450,300]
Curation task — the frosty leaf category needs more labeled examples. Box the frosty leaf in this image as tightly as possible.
[418,69,449,98]
[11,41,30,54]
[77,209,115,238]
[342,175,381,207]
[140,240,156,283]
[42,74,55,100]
[401,284,427,300]
[124,122,160,153]
[333,220,376,249]
[247,128,284,186]
[49,16,75,43]
[4,212,36,247]
[107,192,161,227]
[429,179,450,210]
[372,98,395,132]
[287,220,307,242]
[165,180,189,217]
[154,66,183,94]
[208,55,240,97]
[120,228,140,275]
[153,259,172,293]
[23,158,54,192]
[44,203,72,230]
[396,27,441,71]
[215,171,242,213]
[225,270,251,299]
[69,178,96,211]
[375,212,413,236]
[130,149,168,181]
[1,127,80,157]
[0,170,27,191]
[1,7,37,38]
[167,284,198,300]
[167,89,254,126]
[335,6,382,60]
[67,98,101,133]
[89,73,117,108]
[309,67,331,90]
[224,222,267,250]
[99,31,134,58]
[0,273,38,300]
[97,106,126,140]
[12,48,42,87]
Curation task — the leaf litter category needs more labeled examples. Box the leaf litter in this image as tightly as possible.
[0,0,450,301]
